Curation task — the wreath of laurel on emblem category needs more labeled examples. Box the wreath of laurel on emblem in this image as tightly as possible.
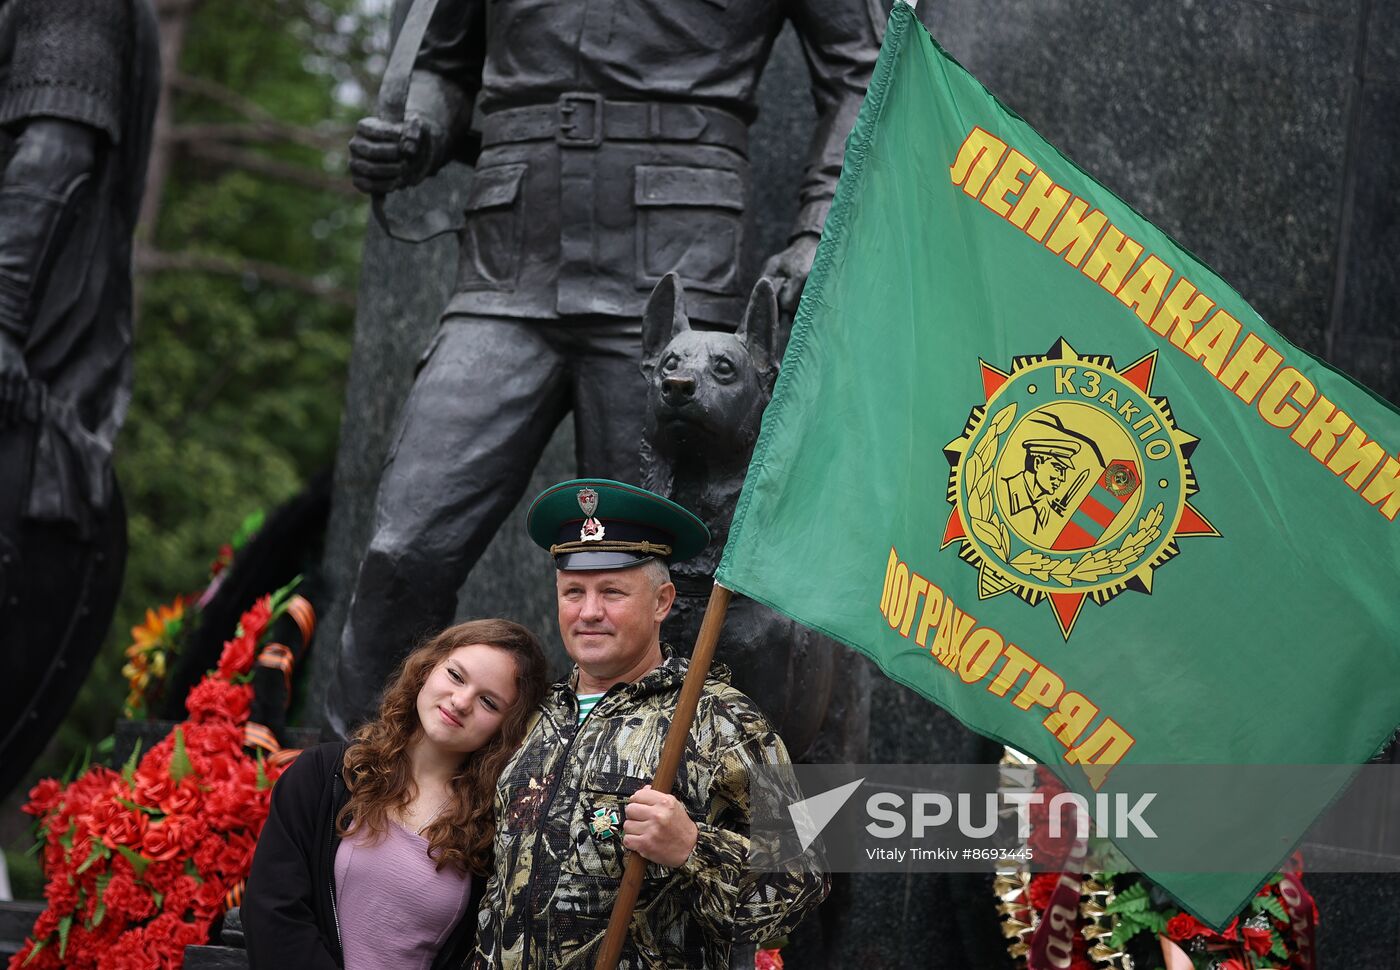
[942,338,1220,640]
[577,487,605,542]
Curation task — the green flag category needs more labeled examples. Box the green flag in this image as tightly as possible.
[717,0,1400,926]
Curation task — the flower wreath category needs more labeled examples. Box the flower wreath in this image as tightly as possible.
[994,754,1319,970]
[10,589,298,970]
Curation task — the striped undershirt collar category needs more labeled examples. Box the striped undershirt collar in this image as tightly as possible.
[575,691,605,724]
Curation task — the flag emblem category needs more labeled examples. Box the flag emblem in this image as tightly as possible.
[942,338,1219,639]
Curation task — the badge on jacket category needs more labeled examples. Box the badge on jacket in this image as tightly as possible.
[588,806,620,840]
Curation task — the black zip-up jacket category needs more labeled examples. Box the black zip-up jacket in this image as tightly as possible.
[243,742,483,969]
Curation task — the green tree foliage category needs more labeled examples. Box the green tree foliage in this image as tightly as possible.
[110,0,373,744]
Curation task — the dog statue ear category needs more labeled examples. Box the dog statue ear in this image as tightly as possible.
[641,272,690,378]
[737,277,780,388]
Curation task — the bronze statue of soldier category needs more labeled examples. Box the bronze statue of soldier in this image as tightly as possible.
[330,0,883,733]
[0,0,160,795]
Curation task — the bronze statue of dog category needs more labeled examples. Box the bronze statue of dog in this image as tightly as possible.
[640,272,869,764]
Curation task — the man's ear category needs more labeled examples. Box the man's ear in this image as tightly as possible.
[654,579,676,623]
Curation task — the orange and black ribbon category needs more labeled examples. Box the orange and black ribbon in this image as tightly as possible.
[256,642,296,702]
[243,721,281,754]
[284,594,316,649]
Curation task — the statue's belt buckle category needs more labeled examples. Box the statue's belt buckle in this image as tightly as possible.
[588,806,620,841]
[557,92,603,148]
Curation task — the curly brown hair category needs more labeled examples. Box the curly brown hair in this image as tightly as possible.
[336,619,549,874]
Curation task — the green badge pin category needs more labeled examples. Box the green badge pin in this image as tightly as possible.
[588,807,620,840]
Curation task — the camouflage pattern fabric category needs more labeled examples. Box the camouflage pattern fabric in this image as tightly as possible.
[469,650,827,969]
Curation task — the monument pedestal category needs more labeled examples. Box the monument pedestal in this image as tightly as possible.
[0,900,43,961]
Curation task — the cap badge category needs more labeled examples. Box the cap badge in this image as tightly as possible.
[577,488,605,542]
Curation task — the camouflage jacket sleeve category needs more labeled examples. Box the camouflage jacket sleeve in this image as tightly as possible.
[676,719,829,945]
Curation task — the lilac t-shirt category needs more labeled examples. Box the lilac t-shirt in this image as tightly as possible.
[333,822,471,970]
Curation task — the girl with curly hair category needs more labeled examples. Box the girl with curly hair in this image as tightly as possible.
[244,618,549,969]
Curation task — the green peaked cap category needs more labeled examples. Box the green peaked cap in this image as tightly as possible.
[526,478,710,571]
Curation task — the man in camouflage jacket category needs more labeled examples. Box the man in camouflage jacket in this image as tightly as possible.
[470,479,826,968]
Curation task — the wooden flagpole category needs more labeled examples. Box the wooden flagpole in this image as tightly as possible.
[593,581,734,970]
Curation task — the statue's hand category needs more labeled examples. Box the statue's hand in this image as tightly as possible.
[0,331,29,428]
[760,233,820,317]
[348,115,439,195]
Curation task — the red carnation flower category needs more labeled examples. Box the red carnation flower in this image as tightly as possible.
[98,807,149,850]
[216,631,257,680]
[1028,873,1059,912]
[218,830,257,875]
[134,767,176,808]
[67,766,119,807]
[176,916,211,949]
[11,938,61,969]
[162,874,199,916]
[1165,912,1206,941]
[159,778,205,818]
[141,819,186,862]
[106,927,162,970]
[202,782,244,832]
[240,595,273,640]
[41,873,78,914]
[194,878,229,918]
[186,718,245,761]
[104,872,158,921]
[61,924,99,966]
[192,837,224,877]
[186,676,253,724]
[79,787,124,839]
[176,815,212,853]
[32,907,59,940]
[1242,924,1273,957]
[24,777,64,817]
